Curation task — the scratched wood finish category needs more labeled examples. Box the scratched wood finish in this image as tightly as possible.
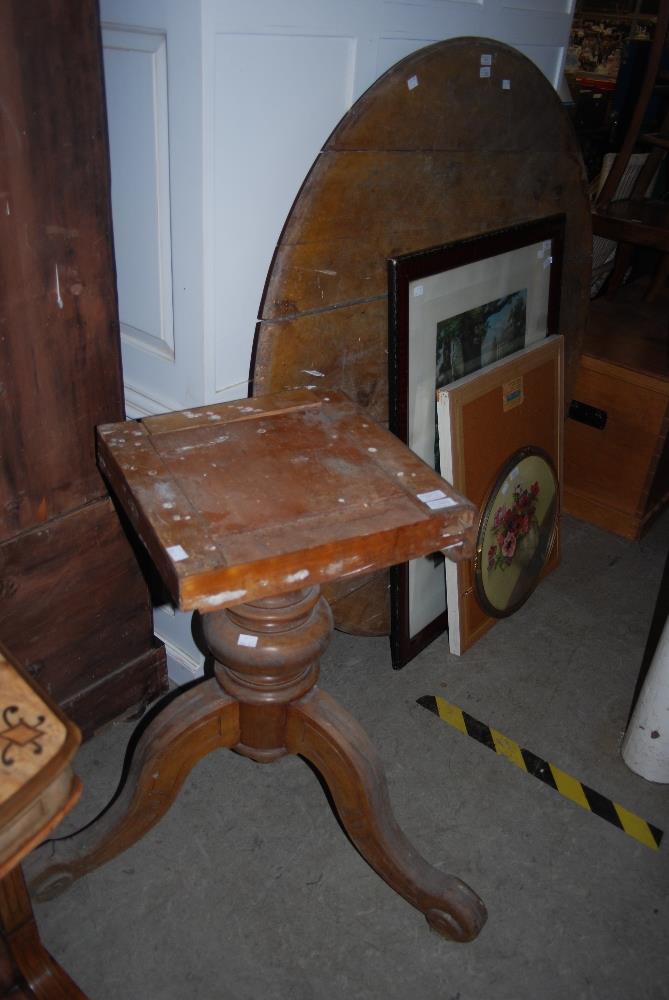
[0,0,124,537]
[0,0,167,733]
[31,586,486,942]
[29,680,240,903]
[252,38,591,634]
[97,389,477,613]
[0,500,166,739]
[286,689,486,941]
[31,393,486,941]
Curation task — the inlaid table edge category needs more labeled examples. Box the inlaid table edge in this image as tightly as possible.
[0,648,82,879]
[0,772,82,881]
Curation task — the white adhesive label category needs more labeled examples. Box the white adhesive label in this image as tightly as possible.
[480,54,492,65]
[480,67,491,78]
[166,544,188,562]
[407,75,419,90]
[417,489,446,503]
[238,634,258,648]
[427,496,458,510]
[502,79,511,90]
[413,284,424,297]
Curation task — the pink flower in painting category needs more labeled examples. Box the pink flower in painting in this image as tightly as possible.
[488,479,540,572]
[501,531,516,559]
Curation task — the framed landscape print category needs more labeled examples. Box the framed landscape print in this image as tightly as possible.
[388,216,564,668]
[437,335,564,654]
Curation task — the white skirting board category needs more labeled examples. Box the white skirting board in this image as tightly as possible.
[153,606,205,686]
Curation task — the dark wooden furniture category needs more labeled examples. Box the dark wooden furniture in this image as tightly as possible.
[0,0,167,735]
[592,0,669,299]
[29,389,487,945]
[564,282,669,539]
[0,644,86,998]
[252,37,592,636]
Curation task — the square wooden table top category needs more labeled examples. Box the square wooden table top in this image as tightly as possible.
[97,389,475,613]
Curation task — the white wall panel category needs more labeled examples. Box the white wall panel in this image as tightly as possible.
[101,0,206,416]
[502,0,570,13]
[381,0,570,84]
[212,32,357,398]
[514,42,564,85]
[103,28,175,365]
[377,36,437,75]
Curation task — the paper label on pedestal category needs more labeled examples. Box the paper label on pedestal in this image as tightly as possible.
[238,634,258,648]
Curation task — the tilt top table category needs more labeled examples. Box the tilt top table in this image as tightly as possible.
[30,388,487,943]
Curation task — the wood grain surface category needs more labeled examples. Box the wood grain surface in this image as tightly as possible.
[97,389,477,613]
[0,0,167,734]
[0,1,124,538]
[252,38,591,634]
[0,499,166,738]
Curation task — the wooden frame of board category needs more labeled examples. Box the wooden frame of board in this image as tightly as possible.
[437,335,564,655]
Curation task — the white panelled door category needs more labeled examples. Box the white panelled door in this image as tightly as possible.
[101,0,206,419]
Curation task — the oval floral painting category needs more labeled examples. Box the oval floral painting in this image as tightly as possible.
[475,447,558,618]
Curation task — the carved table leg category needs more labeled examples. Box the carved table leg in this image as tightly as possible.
[29,678,239,902]
[29,584,486,944]
[0,864,87,998]
[204,586,486,942]
[286,689,486,942]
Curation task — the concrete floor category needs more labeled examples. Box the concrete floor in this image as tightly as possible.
[29,513,669,999]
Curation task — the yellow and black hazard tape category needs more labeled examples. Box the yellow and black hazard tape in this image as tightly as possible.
[417,695,663,851]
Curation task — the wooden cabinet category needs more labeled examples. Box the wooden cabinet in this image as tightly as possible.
[0,0,167,736]
[564,288,669,540]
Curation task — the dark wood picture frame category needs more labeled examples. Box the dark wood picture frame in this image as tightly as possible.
[388,215,565,668]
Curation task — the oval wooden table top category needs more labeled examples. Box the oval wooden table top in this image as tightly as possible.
[251,37,592,635]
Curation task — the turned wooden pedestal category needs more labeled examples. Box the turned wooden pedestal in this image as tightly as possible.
[29,389,487,946]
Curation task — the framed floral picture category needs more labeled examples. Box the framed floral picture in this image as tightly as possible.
[476,447,558,618]
[388,216,564,668]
